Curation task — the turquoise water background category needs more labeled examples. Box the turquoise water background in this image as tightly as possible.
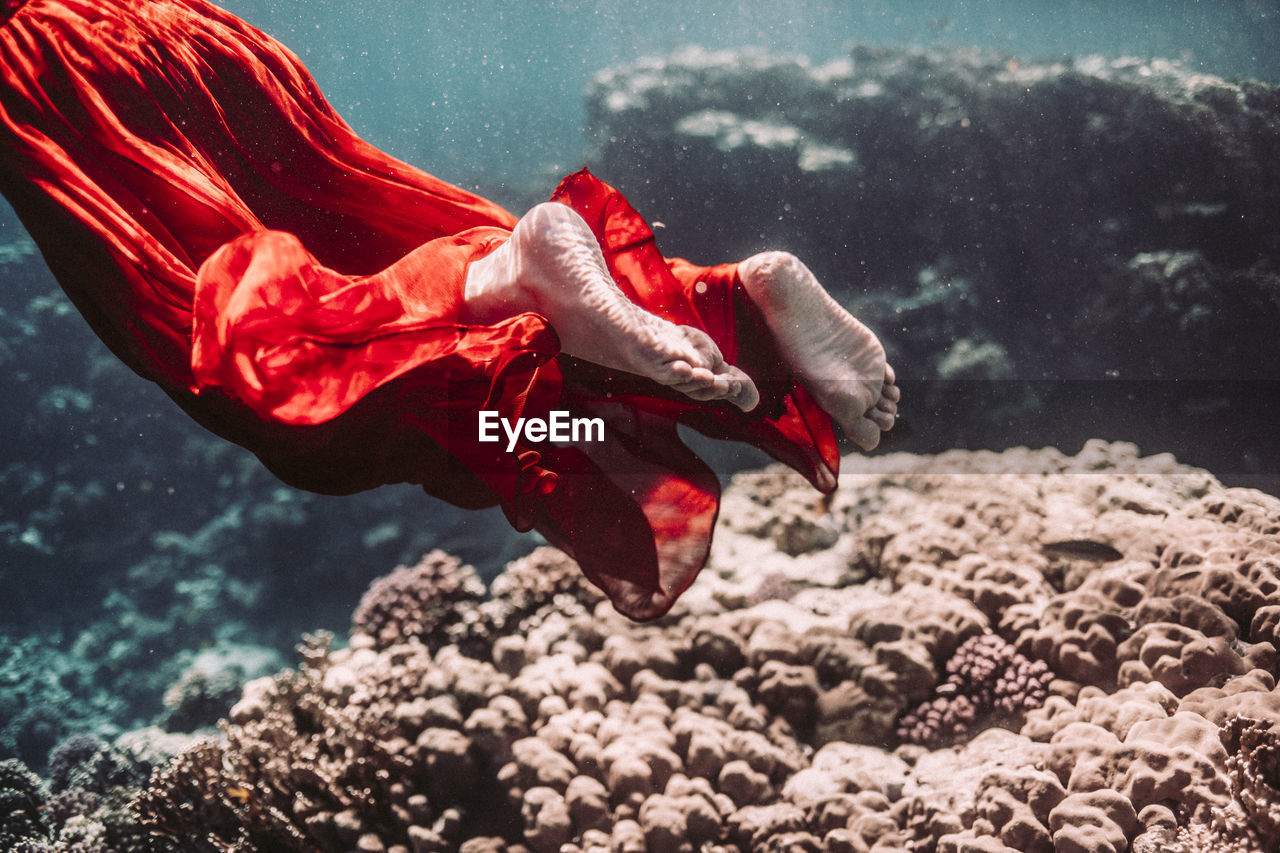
[219,0,1279,207]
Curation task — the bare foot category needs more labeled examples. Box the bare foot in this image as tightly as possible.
[663,326,761,410]
[739,251,898,450]
[464,203,759,411]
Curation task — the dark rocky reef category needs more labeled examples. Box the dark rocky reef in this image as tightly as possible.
[0,734,166,853]
[0,223,532,766]
[583,46,1280,484]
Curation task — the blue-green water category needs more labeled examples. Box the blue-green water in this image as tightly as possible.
[221,0,1279,205]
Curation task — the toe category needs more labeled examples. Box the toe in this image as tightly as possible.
[845,415,881,451]
[682,385,730,401]
[728,372,760,412]
[688,366,720,386]
[868,407,895,431]
[668,368,759,411]
[665,359,697,384]
[669,365,732,400]
[678,326,726,368]
[669,379,710,395]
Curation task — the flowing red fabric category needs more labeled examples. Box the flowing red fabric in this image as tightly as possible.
[0,0,838,619]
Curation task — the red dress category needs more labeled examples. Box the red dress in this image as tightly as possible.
[0,0,837,620]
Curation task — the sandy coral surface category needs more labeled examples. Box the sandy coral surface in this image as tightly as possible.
[108,441,1278,852]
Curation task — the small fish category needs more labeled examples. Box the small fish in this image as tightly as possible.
[1041,540,1124,562]
[225,785,252,804]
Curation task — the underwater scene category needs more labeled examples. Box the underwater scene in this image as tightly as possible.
[1,0,1278,850]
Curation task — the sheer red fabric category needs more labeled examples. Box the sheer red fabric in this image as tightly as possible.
[0,0,838,619]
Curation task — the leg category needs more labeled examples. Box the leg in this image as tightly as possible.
[738,251,899,450]
[463,203,760,411]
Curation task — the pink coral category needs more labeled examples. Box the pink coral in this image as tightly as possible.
[898,633,1053,747]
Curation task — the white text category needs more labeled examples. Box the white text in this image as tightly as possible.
[478,410,605,452]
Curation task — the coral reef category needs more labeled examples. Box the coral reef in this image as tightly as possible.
[122,442,1280,852]
[898,633,1054,748]
[351,550,490,652]
[0,634,130,771]
[351,546,610,659]
[158,643,284,733]
[0,758,48,849]
[585,45,1280,378]
[483,546,609,636]
[1220,715,1280,848]
[0,734,171,853]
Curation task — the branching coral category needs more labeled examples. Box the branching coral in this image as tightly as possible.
[350,550,488,652]
[1221,714,1280,847]
[896,691,979,750]
[136,633,520,852]
[0,759,48,848]
[350,547,609,661]
[8,733,173,853]
[483,546,607,635]
[898,633,1053,747]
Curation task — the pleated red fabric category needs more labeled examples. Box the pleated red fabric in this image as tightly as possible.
[0,0,838,619]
